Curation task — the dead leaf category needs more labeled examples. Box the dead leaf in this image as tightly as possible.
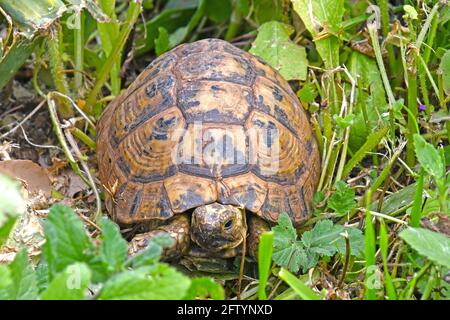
[0,159,52,197]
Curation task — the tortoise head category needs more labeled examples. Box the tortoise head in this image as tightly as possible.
[190,203,246,252]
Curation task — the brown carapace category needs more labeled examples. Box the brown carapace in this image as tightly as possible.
[97,38,320,259]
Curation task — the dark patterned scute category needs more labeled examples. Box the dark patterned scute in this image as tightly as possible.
[97,38,320,226]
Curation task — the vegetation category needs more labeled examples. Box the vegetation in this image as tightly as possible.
[0,0,449,300]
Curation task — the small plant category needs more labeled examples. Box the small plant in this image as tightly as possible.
[0,203,223,300]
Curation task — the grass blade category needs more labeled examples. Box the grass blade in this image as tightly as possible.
[258,231,273,300]
[364,189,377,300]
[278,268,322,300]
[342,125,388,178]
[379,220,397,300]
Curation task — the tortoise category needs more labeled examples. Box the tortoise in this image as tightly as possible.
[97,38,320,259]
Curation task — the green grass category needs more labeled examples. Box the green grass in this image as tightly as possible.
[0,0,449,300]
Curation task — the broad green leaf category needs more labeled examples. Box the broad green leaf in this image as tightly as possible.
[99,218,128,275]
[0,0,65,37]
[0,249,38,300]
[0,175,25,246]
[155,27,170,56]
[0,266,12,290]
[403,5,418,20]
[253,0,282,24]
[43,204,95,279]
[35,262,49,293]
[129,233,175,268]
[302,220,364,259]
[205,0,231,23]
[272,213,306,273]
[301,220,339,256]
[41,263,91,300]
[183,277,225,300]
[439,50,450,95]
[327,181,357,215]
[278,268,322,300]
[413,134,445,180]
[297,83,318,105]
[165,0,198,9]
[371,183,417,215]
[348,52,388,149]
[292,0,344,68]
[99,264,191,300]
[250,21,307,80]
[258,231,274,300]
[399,228,450,268]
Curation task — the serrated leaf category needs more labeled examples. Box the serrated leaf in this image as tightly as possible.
[41,263,91,300]
[327,181,357,215]
[35,262,49,293]
[129,233,175,268]
[99,218,128,275]
[253,0,282,24]
[183,277,224,300]
[335,227,365,258]
[399,228,450,268]
[272,213,307,273]
[99,264,191,300]
[250,21,307,81]
[43,204,95,279]
[0,249,38,300]
[413,134,444,180]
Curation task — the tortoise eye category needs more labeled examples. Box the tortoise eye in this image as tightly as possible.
[224,219,233,230]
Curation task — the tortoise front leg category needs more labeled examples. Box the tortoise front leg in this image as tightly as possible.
[128,214,190,260]
[247,216,271,259]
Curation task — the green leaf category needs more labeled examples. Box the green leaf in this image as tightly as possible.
[99,264,191,300]
[155,27,170,56]
[403,5,418,20]
[253,0,282,24]
[0,249,38,300]
[348,52,388,149]
[291,0,344,68]
[258,231,274,300]
[250,21,308,81]
[297,83,318,105]
[205,0,231,23]
[129,233,175,268]
[183,277,224,300]
[0,175,25,246]
[399,227,450,268]
[327,181,357,215]
[40,263,91,300]
[99,218,128,275]
[169,0,206,48]
[43,204,95,279]
[302,220,339,256]
[278,268,322,300]
[0,265,12,290]
[35,262,49,292]
[439,50,450,95]
[272,213,306,273]
[413,134,445,180]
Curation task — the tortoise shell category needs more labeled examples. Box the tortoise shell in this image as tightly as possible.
[97,38,320,226]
